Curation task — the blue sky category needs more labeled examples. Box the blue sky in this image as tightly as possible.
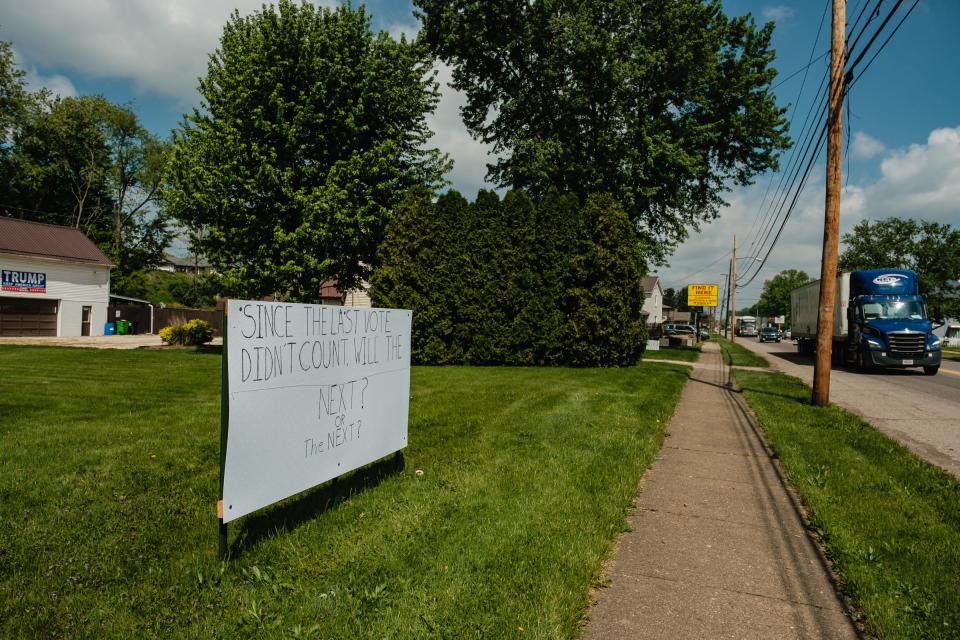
[3,1,958,306]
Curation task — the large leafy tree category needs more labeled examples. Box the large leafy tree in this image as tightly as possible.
[756,268,811,320]
[414,0,790,262]
[0,38,29,156]
[2,94,171,277]
[165,1,449,301]
[840,217,960,320]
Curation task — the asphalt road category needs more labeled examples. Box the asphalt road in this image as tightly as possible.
[735,337,960,478]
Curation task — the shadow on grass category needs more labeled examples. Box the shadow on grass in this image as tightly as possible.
[732,373,810,404]
[229,452,405,556]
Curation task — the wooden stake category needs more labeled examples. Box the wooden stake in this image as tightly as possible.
[219,300,230,559]
[813,0,846,407]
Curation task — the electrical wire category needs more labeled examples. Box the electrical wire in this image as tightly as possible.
[743,0,831,255]
[737,0,918,288]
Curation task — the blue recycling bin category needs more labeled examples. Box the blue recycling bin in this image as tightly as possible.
[104,322,116,335]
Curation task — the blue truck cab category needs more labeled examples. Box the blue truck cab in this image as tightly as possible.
[847,269,941,375]
[791,269,942,375]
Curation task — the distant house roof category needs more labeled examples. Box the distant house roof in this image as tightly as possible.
[0,217,113,266]
[320,279,342,300]
[162,253,212,268]
[642,276,661,295]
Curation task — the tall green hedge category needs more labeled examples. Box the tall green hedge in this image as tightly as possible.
[371,188,648,366]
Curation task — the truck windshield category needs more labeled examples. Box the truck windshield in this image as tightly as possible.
[860,300,926,320]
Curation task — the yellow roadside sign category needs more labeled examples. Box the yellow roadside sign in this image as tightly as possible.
[687,284,719,307]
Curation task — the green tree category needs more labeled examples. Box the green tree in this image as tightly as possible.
[840,217,960,320]
[3,94,171,280]
[414,0,790,262]
[0,38,29,157]
[102,105,171,275]
[3,95,114,228]
[662,287,677,309]
[371,188,465,364]
[756,269,811,322]
[565,193,648,366]
[166,1,449,302]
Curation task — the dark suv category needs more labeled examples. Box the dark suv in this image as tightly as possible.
[664,323,696,336]
[758,326,781,343]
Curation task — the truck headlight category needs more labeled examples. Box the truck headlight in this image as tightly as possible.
[928,337,941,350]
[866,338,883,349]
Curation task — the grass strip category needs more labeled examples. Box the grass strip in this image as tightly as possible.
[941,348,960,363]
[713,334,769,367]
[734,369,960,639]
[0,345,688,639]
[642,344,701,362]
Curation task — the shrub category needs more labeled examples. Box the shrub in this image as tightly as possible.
[159,324,185,345]
[159,319,215,346]
[372,188,648,366]
[183,319,215,345]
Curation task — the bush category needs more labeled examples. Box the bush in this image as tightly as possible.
[372,188,648,366]
[158,324,185,345]
[159,319,215,346]
[183,319,215,345]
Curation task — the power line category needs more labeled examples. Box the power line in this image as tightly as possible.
[738,0,918,288]
[847,0,919,87]
[743,0,831,254]
[668,249,732,285]
[770,49,829,90]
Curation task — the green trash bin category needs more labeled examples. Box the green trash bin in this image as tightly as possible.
[116,319,130,335]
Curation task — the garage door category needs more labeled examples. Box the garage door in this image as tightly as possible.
[0,298,58,336]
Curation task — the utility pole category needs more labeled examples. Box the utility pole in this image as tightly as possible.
[722,270,731,338]
[731,235,737,343]
[812,0,846,407]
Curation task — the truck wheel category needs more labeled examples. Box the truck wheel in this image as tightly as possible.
[923,366,939,376]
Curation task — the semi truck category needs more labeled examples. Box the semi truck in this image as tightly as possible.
[736,316,758,337]
[791,269,942,375]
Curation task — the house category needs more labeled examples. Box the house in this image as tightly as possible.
[319,278,372,307]
[641,276,664,326]
[158,253,215,274]
[0,217,112,336]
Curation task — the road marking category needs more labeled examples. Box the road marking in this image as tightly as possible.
[939,367,960,377]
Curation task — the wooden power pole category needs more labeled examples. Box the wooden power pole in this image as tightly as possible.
[812,0,846,407]
[730,235,737,344]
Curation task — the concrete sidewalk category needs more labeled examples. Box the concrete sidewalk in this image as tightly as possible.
[583,343,858,639]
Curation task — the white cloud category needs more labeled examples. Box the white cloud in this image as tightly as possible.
[657,125,960,304]
[425,62,499,198]
[0,0,333,104]
[851,131,886,159]
[864,126,960,222]
[762,6,795,22]
[22,67,77,99]
[9,46,77,98]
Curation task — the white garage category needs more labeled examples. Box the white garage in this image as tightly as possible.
[0,217,112,337]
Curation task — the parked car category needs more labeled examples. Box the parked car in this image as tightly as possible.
[698,328,711,341]
[758,326,781,343]
[783,328,792,339]
[664,323,696,336]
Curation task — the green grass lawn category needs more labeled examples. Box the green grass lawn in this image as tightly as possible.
[0,345,688,639]
[941,348,960,363]
[642,344,701,362]
[734,369,960,639]
[713,334,769,368]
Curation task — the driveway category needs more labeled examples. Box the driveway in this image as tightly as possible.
[736,337,960,478]
[0,335,222,349]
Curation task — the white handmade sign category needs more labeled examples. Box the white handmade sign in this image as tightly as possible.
[221,300,412,523]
